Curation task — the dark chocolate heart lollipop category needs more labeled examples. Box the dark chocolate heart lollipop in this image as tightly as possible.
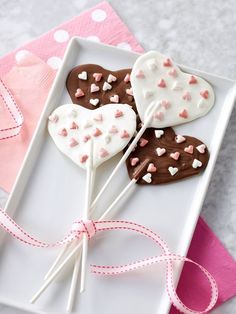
[66,64,136,112]
[125,127,209,184]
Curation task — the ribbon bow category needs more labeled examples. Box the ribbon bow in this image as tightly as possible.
[0,208,218,314]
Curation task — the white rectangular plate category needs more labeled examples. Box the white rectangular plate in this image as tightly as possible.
[0,37,235,314]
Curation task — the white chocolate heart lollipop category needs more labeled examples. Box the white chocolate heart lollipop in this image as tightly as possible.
[48,103,136,169]
[131,51,215,128]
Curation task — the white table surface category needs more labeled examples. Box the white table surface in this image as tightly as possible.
[0,0,235,313]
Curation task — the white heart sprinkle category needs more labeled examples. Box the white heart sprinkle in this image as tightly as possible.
[110,95,119,103]
[103,81,112,91]
[107,74,117,83]
[175,135,186,143]
[104,135,111,143]
[197,99,206,109]
[168,166,178,176]
[143,90,154,99]
[142,173,152,183]
[68,109,77,118]
[155,130,164,138]
[196,144,206,154]
[172,82,183,91]
[78,71,87,80]
[146,58,157,70]
[192,159,202,169]
[89,98,99,106]
[156,147,166,156]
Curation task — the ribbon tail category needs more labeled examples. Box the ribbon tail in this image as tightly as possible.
[0,208,78,247]
[90,254,218,314]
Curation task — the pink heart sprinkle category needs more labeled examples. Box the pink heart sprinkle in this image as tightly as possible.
[156,147,166,156]
[163,58,172,67]
[48,114,58,123]
[121,130,130,139]
[182,91,192,101]
[170,152,180,160]
[139,138,149,147]
[184,145,194,154]
[200,90,209,99]
[115,110,124,118]
[110,95,119,103]
[70,121,79,129]
[175,135,186,143]
[75,88,84,98]
[83,135,91,142]
[69,138,78,147]
[168,69,178,77]
[99,148,109,158]
[80,155,88,163]
[124,73,130,83]
[189,75,198,84]
[147,163,157,172]
[93,128,102,137]
[93,73,103,82]
[126,88,133,96]
[136,69,145,79]
[157,78,166,88]
[161,100,171,109]
[58,128,67,137]
[91,83,100,93]
[109,125,118,134]
[93,114,103,122]
[179,109,188,119]
[154,111,164,121]
[130,157,139,166]
[196,144,206,154]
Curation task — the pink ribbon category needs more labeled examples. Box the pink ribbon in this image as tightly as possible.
[0,79,23,140]
[0,208,218,313]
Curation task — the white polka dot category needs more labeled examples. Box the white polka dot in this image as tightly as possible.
[53,30,69,43]
[116,42,132,51]
[15,50,30,63]
[47,57,62,70]
[87,35,101,43]
[91,9,107,22]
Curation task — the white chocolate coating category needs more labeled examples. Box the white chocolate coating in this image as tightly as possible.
[48,104,136,169]
[131,51,215,127]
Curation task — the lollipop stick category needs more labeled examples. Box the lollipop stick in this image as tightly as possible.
[90,102,159,210]
[30,160,149,304]
[67,141,94,311]
[44,170,96,281]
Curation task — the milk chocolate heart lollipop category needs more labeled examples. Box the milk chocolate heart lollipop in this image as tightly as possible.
[125,127,209,184]
[131,51,215,127]
[66,64,136,112]
[48,104,136,169]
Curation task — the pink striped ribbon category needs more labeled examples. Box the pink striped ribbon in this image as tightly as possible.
[0,207,218,313]
[0,79,23,140]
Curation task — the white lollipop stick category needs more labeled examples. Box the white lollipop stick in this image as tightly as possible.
[67,140,94,312]
[30,160,149,304]
[44,170,96,281]
[90,101,159,210]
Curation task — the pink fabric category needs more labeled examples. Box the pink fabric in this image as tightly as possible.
[0,1,235,312]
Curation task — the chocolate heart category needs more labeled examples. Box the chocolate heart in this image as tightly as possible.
[66,64,136,112]
[125,127,209,184]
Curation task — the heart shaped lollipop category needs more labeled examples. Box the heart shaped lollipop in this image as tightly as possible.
[66,64,136,112]
[131,51,215,128]
[125,127,209,184]
[48,103,137,169]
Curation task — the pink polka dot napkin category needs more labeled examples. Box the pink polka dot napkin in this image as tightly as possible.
[0,1,235,312]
